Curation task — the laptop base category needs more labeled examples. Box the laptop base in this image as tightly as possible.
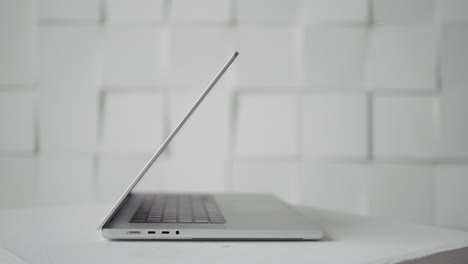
[102,193,324,241]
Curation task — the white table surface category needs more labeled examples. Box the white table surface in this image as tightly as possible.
[0,204,467,264]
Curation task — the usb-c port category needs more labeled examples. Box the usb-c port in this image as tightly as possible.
[148,231,156,234]
[162,231,170,234]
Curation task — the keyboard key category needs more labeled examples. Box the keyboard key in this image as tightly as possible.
[210,219,226,223]
[179,215,192,218]
[209,216,225,220]
[130,218,146,223]
[149,213,162,217]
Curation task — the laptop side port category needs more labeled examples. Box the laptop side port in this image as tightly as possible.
[148,231,156,234]
[161,231,170,234]
[127,231,140,234]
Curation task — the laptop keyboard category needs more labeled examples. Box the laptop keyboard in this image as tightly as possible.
[130,194,226,224]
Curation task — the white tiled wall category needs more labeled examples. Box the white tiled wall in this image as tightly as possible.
[0,92,36,153]
[170,0,231,24]
[366,164,435,225]
[236,0,301,25]
[235,94,298,157]
[100,91,165,154]
[39,25,100,91]
[304,27,368,87]
[435,165,468,229]
[107,0,165,22]
[373,95,438,159]
[0,157,37,208]
[1,0,468,230]
[232,160,297,202]
[40,89,99,154]
[373,0,435,22]
[168,27,234,87]
[302,94,367,158]
[437,0,468,22]
[365,25,437,90]
[300,0,368,23]
[236,27,301,87]
[102,27,164,87]
[0,0,36,85]
[299,162,367,215]
[39,0,100,21]
[38,156,95,205]
[439,89,468,159]
[440,26,468,90]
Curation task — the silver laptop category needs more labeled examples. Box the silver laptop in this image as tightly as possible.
[97,52,324,240]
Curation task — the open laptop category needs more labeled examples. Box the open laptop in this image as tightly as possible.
[97,52,324,240]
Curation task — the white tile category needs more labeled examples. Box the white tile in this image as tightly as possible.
[304,27,368,87]
[39,90,98,154]
[440,89,468,158]
[235,94,297,157]
[435,165,468,229]
[236,28,300,87]
[300,0,368,24]
[232,160,297,203]
[107,0,165,22]
[0,0,35,85]
[171,0,230,23]
[168,90,230,160]
[366,164,435,225]
[440,26,468,89]
[300,163,367,214]
[97,157,165,201]
[161,159,226,193]
[0,157,36,209]
[38,157,95,205]
[373,96,438,159]
[373,0,435,22]
[303,94,367,159]
[365,25,436,90]
[101,92,165,154]
[0,92,36,153]
[437,0,468,22]
[168,28,234,88]
[38,0,99,21]
[236,0,301,25]
[39,25,99,91]
[103,27,163,87]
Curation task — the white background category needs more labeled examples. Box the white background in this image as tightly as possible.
[1,0,468,231]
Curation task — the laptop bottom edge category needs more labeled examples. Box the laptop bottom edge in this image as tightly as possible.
[102,228,324,241]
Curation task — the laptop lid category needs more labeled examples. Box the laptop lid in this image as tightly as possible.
[97,51,239,230]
